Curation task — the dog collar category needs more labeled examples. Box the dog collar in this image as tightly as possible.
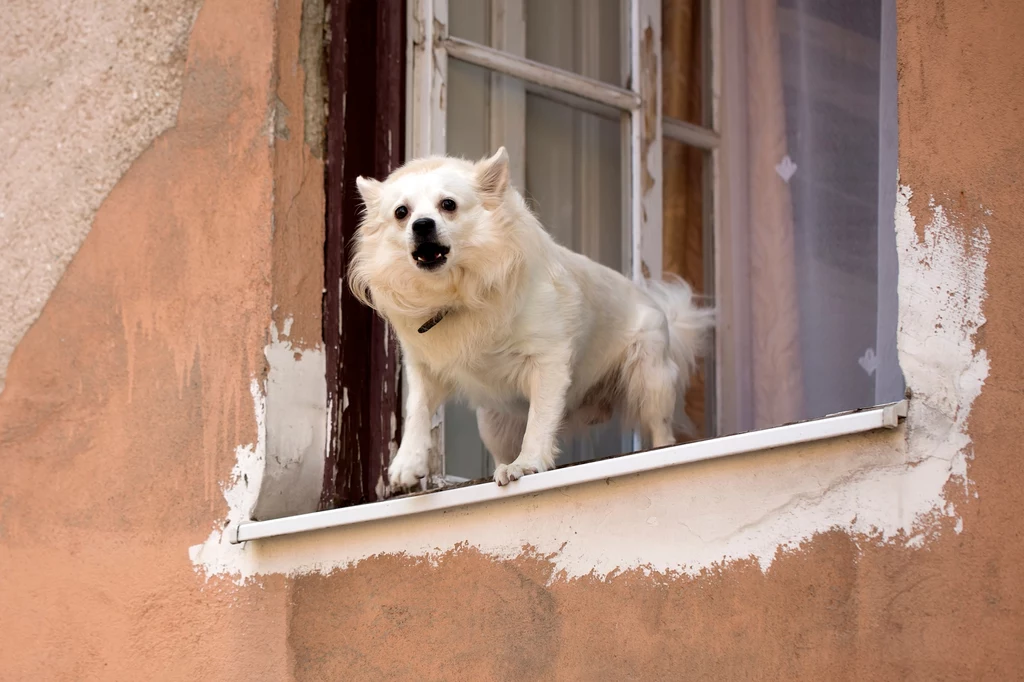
[417,309,448,334]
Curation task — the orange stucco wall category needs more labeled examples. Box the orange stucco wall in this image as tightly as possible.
[2,1,1023,680]
[0,0,299,678]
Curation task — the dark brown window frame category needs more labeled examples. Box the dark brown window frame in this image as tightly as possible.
[321,0,405,510]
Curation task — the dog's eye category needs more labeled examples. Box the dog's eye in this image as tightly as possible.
[394,206,408,220]
[440,198,457,212]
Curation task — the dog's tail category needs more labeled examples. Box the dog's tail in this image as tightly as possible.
[643,275,715,437]
[643,274,716,385]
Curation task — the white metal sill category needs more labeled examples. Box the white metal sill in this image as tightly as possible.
[232,400,907,544]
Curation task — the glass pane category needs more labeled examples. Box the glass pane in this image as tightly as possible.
[444,60,631,481]
[448,0,626,87]
[662,0,705,125]
[663,138,710,439]
[716,0,904,436]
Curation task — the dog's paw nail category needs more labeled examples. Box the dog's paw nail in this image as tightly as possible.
[495,461,542,484]
[493,465,513,486]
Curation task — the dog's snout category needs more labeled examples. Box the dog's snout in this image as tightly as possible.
[412,217,436,238]
[409,215,449,269]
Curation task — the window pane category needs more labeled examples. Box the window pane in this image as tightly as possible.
[444,60,631,481]
[662,0,705,126]
[449,0,626,88]
[716,0,903,435]
[663,138,711,438]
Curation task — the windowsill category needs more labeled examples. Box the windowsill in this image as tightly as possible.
[232,400,908,544]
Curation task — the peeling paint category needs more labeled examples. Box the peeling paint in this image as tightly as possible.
[632,7,662,284]
[639,24,658,196]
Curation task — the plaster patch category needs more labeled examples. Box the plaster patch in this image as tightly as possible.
[189,379,266,583]
[895,186,990,500]
[251,319,326,520]
[190,184,989,584]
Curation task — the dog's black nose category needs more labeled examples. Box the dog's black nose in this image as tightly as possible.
[412,217,436,238]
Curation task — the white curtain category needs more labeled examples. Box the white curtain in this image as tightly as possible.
[717,0,904,435]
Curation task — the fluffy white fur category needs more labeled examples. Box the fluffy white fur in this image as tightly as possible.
[351,148,714,489]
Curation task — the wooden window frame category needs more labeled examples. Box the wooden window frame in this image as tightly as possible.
[321,0,406,509]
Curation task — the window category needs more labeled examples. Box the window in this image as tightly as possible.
[410,0,903,482]
[238,0,904,541]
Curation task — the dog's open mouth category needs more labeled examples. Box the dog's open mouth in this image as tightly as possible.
[412,242,450,270]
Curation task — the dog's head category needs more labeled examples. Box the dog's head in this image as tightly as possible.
[349,148,520,317]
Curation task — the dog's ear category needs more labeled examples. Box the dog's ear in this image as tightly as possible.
[355,176,382,212]
[476,147,510,205]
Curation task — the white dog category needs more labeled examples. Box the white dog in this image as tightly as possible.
[351,148,714,489]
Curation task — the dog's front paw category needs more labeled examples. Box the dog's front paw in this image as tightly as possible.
[493,461,539,486]
[388,443,430,490]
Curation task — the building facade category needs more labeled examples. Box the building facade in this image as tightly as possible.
[1,0,1021,679]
